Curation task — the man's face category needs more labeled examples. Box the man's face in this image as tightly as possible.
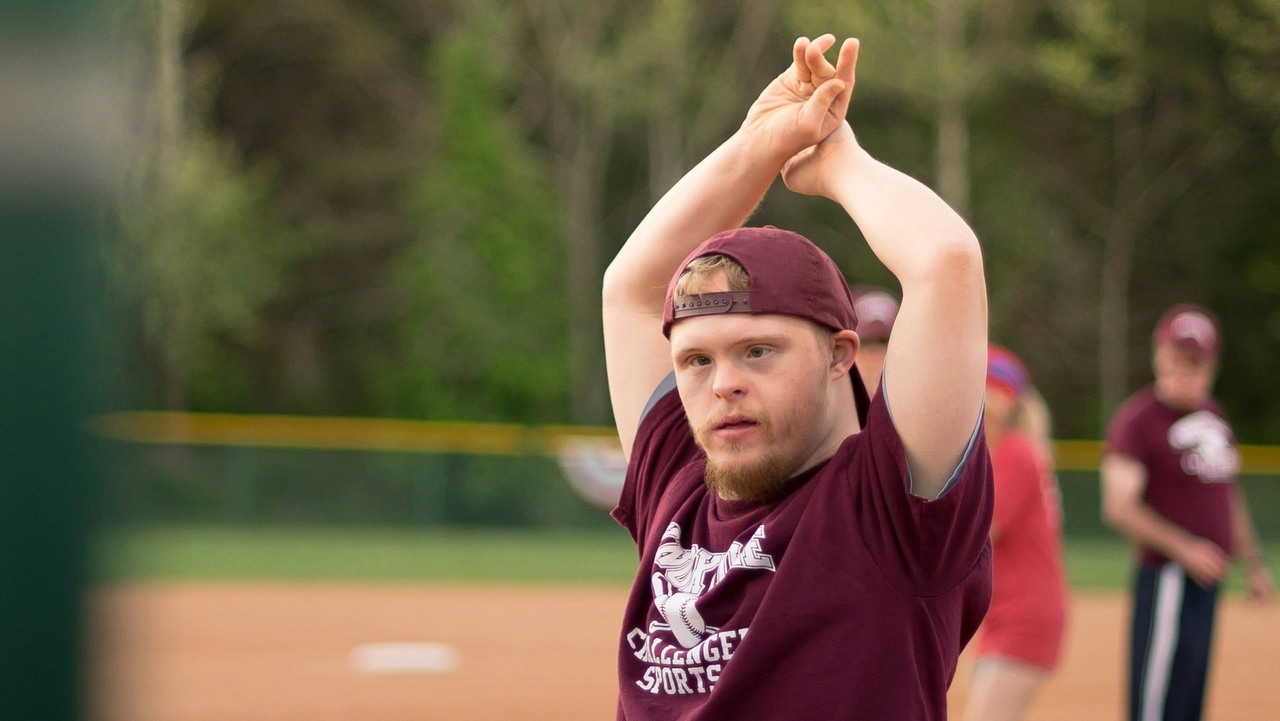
[669,311,839,503]
[1153,342,1216,410]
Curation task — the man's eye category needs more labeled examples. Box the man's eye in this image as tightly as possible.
[748,347,768,358]
[692,356,711,367]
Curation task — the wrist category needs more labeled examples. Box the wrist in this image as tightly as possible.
[826,143,874,205]
[728,128,791,176]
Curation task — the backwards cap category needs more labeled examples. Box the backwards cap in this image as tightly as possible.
[662,226,869,427]
[850,286,899,343]
[1153,303,1221,361]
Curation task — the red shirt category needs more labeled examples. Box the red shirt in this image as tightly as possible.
[979,431,1068,664]
[611,383,993,720]
[1105,386,1239,566]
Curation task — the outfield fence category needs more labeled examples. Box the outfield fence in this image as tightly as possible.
[91,412,1280,537]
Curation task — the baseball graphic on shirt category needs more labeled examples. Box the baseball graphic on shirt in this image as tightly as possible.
[648,522,776,648]
[657,591,708,649]
[1168,411,1240,482]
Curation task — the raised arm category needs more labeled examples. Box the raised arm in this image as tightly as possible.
[603,35,857,457]
[781,117,986,499]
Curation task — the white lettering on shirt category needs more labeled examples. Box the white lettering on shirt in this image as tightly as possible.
[1168,411,1240,482]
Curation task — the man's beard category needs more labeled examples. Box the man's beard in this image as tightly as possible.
[695,378,830,505]
[702,441,794,504]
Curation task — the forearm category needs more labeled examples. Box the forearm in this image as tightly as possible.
[827,144,981,290]
[1107,500,1201,561]
[816,139,985,495]
[603,131,778,312]
[1231,488,1265,565]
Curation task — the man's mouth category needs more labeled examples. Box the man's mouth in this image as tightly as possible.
[713,415,760,436]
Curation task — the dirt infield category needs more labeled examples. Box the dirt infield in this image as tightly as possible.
[91,585,1279,720]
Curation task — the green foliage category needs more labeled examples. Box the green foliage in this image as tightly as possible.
[1216,0,1280,150]
[105,0,1280,444]
[377,16,570,422]
[1034,1,1145,114]
[111,128,297,410]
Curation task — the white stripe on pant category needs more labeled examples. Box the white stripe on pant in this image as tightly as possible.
[1141,563,1185,721]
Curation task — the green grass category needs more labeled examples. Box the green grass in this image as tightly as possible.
[93,525,640,585]
[93,525,1280,591]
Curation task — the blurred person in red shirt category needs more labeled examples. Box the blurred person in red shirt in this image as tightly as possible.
[963,346,1069,721]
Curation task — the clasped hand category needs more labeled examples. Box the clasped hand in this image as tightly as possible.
[740,34,860,199]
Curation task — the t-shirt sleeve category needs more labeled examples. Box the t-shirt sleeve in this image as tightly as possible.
[848,387,994,597]
[991,435,1042,539]
[610,373,701,546]
[1105,397,1148,464]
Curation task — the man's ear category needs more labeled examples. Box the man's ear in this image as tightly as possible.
[830,329,859,378]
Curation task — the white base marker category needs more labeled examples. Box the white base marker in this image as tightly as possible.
[350,642,459,674]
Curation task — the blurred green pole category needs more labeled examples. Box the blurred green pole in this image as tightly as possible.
[0,0,105,718]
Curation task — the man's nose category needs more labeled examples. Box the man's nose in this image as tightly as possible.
[711,361,748,399]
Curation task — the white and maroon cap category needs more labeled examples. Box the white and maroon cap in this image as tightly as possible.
[850,286,899,343]
[1153,303,1222,361]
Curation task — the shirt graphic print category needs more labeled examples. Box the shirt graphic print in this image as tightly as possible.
[629,522,775,695]
[1168,410,1241,482]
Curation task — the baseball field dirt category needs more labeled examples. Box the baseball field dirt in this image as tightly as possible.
[90,585,1278,720]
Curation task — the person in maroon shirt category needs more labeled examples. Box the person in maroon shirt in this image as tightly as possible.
[601,34,992,720]
[1102,304,1274,721]
[849,286,899,396]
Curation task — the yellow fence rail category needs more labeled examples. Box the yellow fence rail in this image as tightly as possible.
[90,412,1280,475]
[89,411,617,457]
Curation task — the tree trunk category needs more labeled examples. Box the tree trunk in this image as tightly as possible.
[1097,220,1135,426]
[935,0,969,217]
[559,123,611,424]
[935,90,969,218]
[157,0,188,412]
[648,107,684,203]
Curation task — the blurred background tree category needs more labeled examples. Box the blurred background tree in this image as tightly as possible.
[378,11,569,423]
[107,0,1280,441]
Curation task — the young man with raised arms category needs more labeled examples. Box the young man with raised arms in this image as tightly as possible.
[602,35,992,719]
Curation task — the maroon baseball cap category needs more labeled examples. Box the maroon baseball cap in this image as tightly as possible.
[850,286,899,343]
[661,226,870,427]
[1153,303,1222,361]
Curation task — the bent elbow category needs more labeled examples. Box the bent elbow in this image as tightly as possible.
[936,233,983,278]
[1102,499,1130,533]
[912,232,984,288]
[601,261,630,308]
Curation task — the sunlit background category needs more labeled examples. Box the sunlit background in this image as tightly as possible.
[3,0,1280,719]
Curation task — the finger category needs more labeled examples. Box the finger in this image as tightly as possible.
[833,38,859,89]
[800,78,846,130]
[793,37,812,84]
[825,39,861,122]
[806,34,838,82]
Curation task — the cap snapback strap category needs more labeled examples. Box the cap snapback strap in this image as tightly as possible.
[671,291,752,319]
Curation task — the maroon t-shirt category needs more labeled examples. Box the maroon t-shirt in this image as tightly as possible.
[610,381,993,720]
[1106,386,1239,567]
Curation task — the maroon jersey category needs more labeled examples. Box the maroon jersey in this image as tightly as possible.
[1106,386,1239,566]
[610,381,993,720]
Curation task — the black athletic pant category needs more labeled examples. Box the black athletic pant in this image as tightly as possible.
[1129,563,1219,721]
